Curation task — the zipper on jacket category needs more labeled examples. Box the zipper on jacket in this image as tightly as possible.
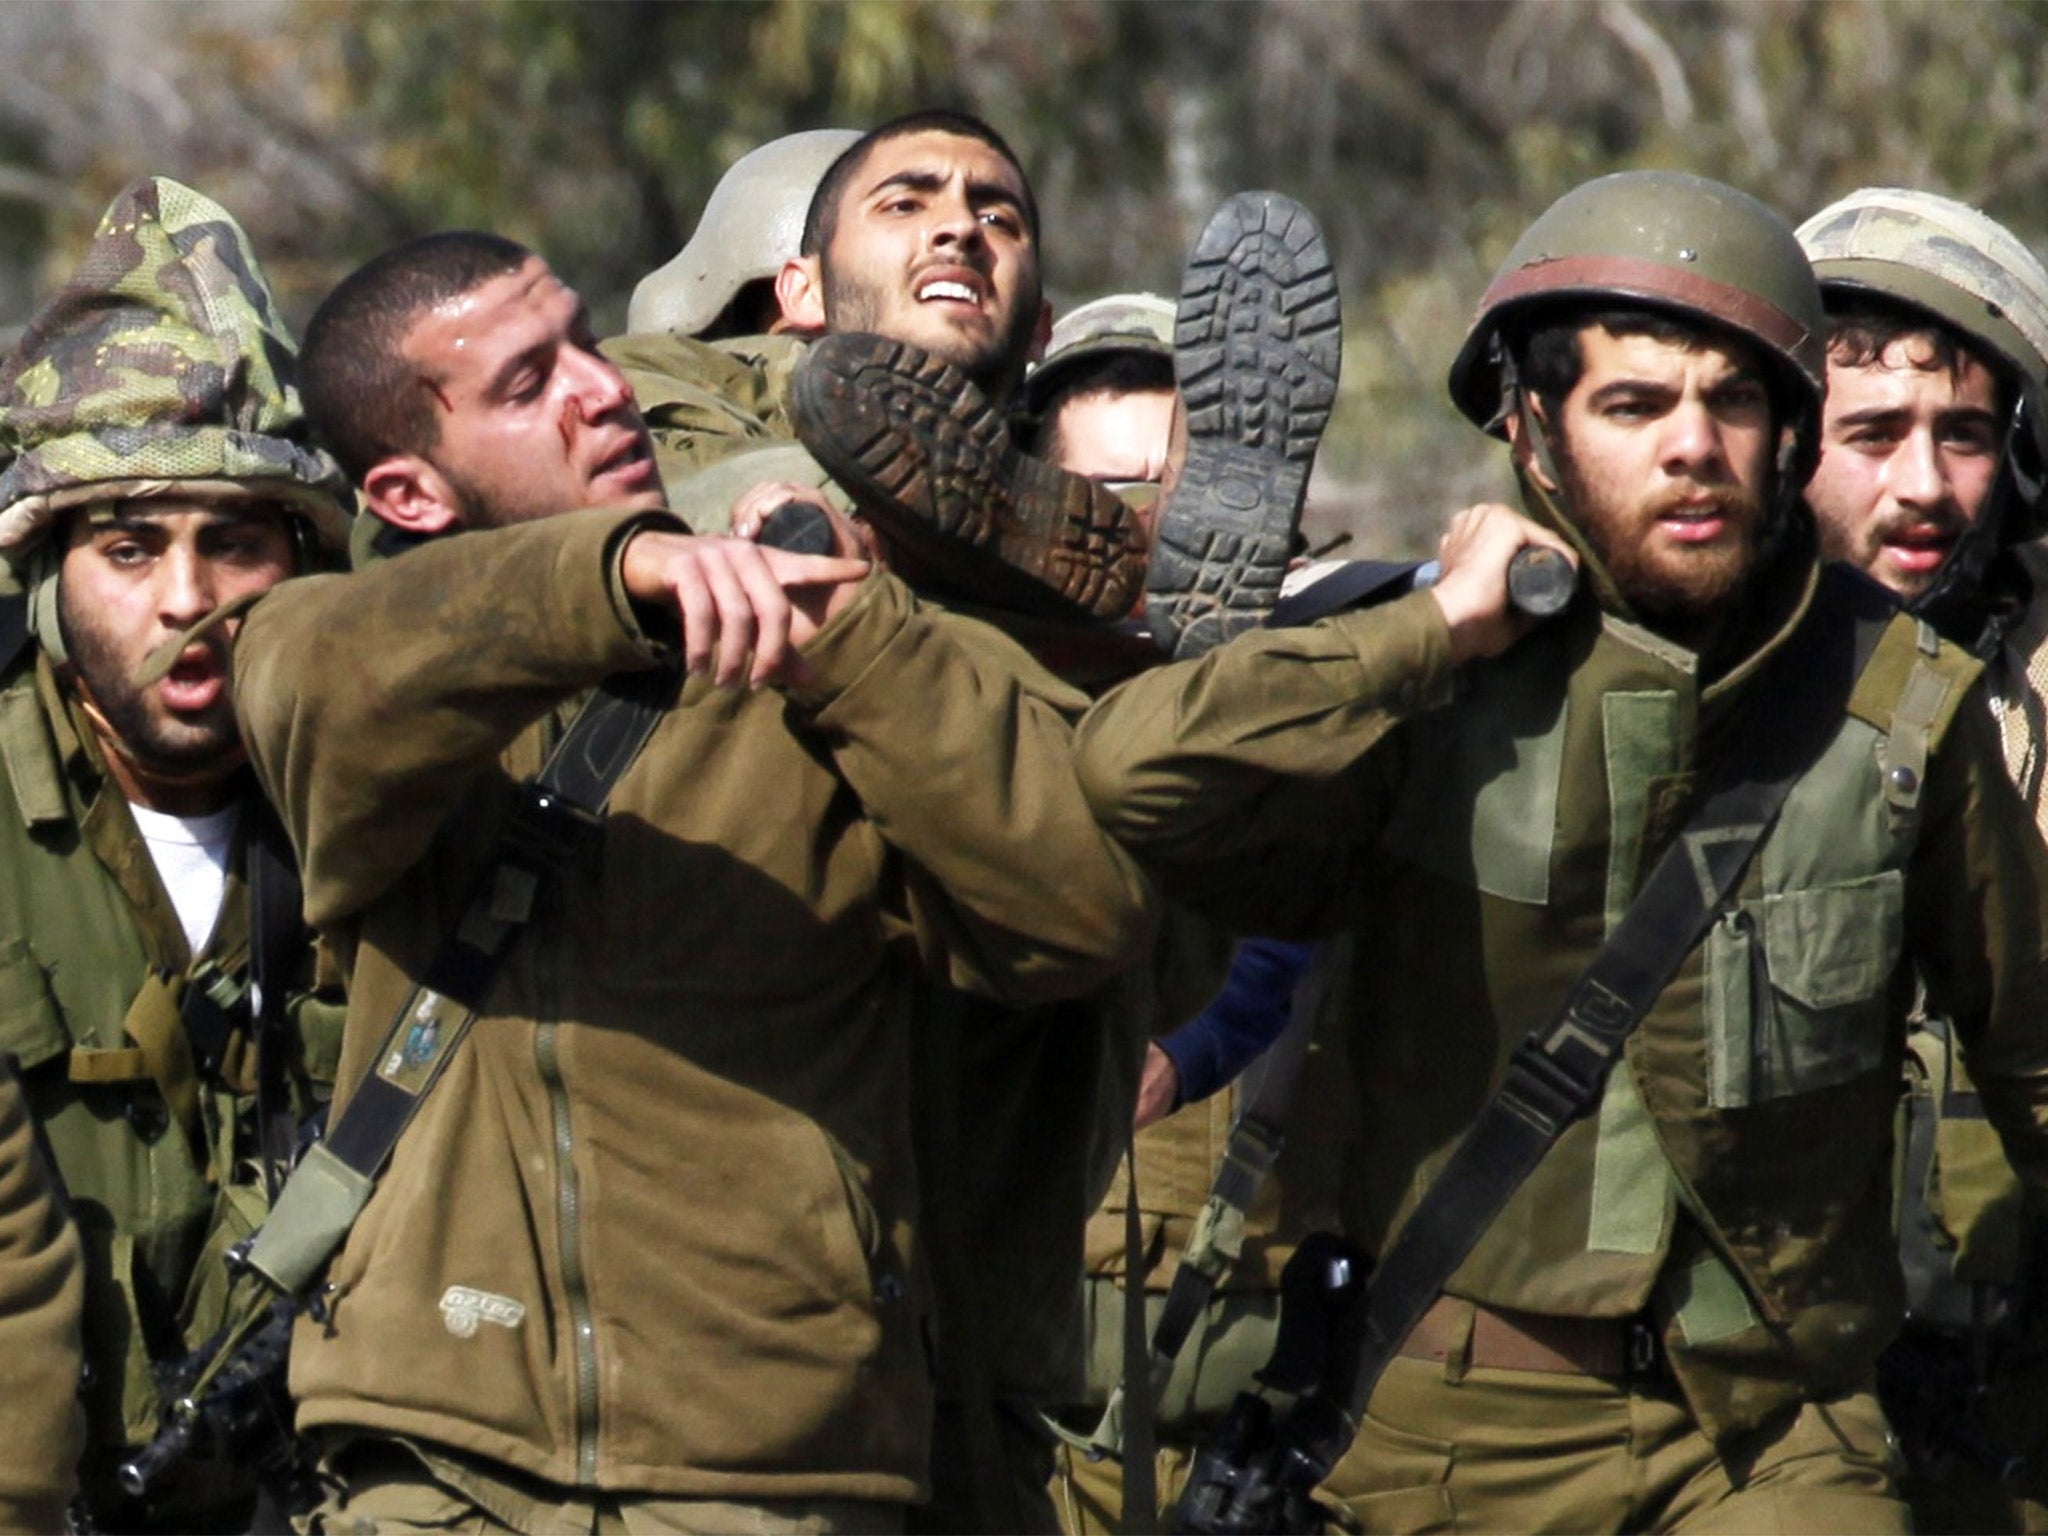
[535,1016,600,1484]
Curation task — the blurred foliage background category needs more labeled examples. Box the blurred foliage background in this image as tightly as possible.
[5,0,2046,554]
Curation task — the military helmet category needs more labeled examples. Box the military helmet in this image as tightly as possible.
[0,176,349,659]
[1796,187,2048,464]
[1022,292,1175,418]
[1448,170,1827,473]
[627,129,863,338]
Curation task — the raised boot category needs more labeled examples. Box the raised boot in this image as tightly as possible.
[790,333,1148,621]
[1146,192,1341,659]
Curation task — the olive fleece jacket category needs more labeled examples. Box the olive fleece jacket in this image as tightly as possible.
[0,1056,83,1532]
[232,507,1152,1502]
[1077,560,2048,1445]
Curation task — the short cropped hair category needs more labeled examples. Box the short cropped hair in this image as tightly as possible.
[300,231,532,485]
[800,109,1040,259]
[1823,293,2016,421]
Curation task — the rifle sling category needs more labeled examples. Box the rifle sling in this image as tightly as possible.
[245,666,675,1296]
[1308,565,1897,1475]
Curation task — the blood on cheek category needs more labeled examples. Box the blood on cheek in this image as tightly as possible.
[556,397,576,453]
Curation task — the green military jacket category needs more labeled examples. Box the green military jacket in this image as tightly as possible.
[1077,544,2048,1446]
[605,329,1178,1436]
[602,331,819,526]
[0,1054,84,1531]
[232,507,1153,1503]
[0,650,340,1514]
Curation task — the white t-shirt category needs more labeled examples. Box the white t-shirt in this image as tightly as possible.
[129,803,240,956]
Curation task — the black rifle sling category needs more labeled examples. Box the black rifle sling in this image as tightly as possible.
[1315,564,1897,1472]
[244,666,674,1296]
[245,797,310,1201]
[324,666,674,1175]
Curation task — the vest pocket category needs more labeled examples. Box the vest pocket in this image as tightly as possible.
[1704,871,1904,1108]
[0,936,69,1069]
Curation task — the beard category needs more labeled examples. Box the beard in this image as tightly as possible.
[58,597,240,779]
[820,260,1040,400]
[1559,446,1765,636]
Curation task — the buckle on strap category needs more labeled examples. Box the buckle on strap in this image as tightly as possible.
[1625,1315,1666,1379]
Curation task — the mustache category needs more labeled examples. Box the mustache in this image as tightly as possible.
[1648,484,1762,521]
[1866,502,1967,543]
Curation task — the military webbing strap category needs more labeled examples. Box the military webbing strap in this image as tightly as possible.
[241,665,676,1297]
[1093,953,1329,1531]
[246,796,307,1201]
[1151,951,1330,1368]
[1291,564,1899,1492]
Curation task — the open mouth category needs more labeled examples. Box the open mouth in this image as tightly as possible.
[915,266,987,309]
[1883,528,1955,572]
[157,646,225,712]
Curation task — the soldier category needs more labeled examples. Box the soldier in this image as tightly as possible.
[247,227,1152,1534]
[0,1054,85,1533]
[0,176,350,1532]
[1796,186,2048,1534]
[1021,292,1179,546]
[1076,170,2048,1531]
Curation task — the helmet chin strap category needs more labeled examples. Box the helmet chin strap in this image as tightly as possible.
[1908,394,2044,657]
[66,673,248,800]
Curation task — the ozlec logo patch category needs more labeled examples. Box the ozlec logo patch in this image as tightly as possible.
[439,1285,526,1338]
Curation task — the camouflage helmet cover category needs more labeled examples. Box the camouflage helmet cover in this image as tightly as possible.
[0,175,350,568]
[1023,291,1175,416]
[1447,170,1827,469]
[1796,187,2048,463]
[627,129,864,338]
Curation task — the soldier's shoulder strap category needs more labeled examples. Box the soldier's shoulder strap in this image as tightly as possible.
[239,664,677,1299]
[0,592,29,680]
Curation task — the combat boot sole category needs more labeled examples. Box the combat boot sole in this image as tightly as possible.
[791,334,1148,621]
[1148,191,1342,659]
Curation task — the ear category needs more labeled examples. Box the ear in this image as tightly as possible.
[360,455,464,536]
[775,256,828,335]
[1504,396,1561,494]
[1026,299,1053,365]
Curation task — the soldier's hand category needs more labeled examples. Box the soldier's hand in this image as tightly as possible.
[1133,1042,1181,1132]
[1430,503,1576,664]
[729,483,875,563]
[619,529,870,689]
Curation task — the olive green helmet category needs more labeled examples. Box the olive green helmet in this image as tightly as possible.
[1796,187,2048,465]
[1448,170,1827,481]
[627,129,862,339]
[1022,291,1175,418]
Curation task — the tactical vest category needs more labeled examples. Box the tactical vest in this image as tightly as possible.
[1347,591,1981,1443]
[0,653,340,1509]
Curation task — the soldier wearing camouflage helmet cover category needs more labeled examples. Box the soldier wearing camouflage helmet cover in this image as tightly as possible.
[1076,170,2048,1531]
[1796,186,2048,1535]
[0,175,349,1532]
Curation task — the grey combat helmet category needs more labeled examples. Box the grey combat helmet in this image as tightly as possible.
[1448,170,1827,491]
[1798,188,2048,641]
[627,129,862,339]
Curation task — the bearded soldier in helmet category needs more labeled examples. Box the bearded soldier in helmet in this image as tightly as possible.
[1797,187,2048,1534]
[0,176,349,1531]
[1076,170,2048,1532]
